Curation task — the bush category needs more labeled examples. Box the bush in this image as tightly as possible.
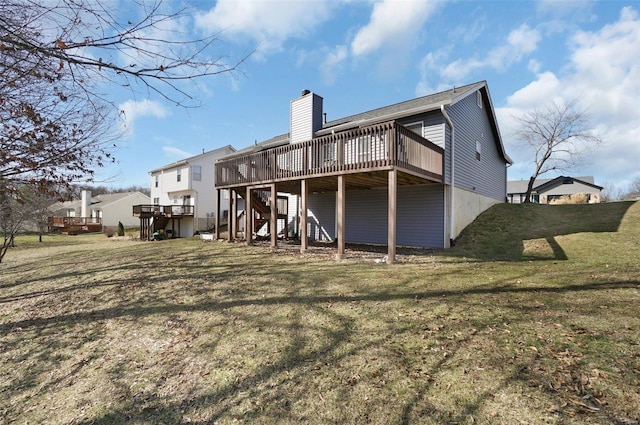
[549,193,588,205]
[117,222,125,236]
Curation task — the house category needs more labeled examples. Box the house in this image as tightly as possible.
[507,176,602,204]
[49,190,150,233]
[133,146,236,240]
[214,81,512,263]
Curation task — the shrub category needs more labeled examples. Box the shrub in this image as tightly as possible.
[117,222,125,236]
[549,193,588,205]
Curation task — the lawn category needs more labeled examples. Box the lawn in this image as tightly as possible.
[1,201,639,424]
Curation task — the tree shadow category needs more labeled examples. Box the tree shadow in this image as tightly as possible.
[2,227,639,424]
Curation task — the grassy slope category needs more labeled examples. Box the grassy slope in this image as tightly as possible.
[0,202,638,424]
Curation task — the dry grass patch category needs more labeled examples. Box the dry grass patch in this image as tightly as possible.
[1,202,639,424]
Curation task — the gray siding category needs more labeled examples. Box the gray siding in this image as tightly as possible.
[398,112,451,184]
[307,184,445,248]
[397,185,444,248]
[447,90,507,201]
[307,192,335,241]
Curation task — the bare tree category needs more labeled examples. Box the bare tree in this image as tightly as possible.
[0,0,248,192]
[0,1,249,262]
[514,99,602,203]
[623,176,640,200]
[601,183,624,203]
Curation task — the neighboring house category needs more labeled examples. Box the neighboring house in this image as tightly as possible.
[133,146,236,239]
[214,81,512,263]
[507,176,602,204]
[50,190,150,233]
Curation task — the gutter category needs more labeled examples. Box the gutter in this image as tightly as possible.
[440,104,455,246]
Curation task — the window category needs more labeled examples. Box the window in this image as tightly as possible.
[192,165,202,182]
[405,121,423,137]
[176,168,182,182]
[477,90,482,108]
[476,140,481,161]
[183,195,191,205]
[154,175,158,187]
[153,197,159,205]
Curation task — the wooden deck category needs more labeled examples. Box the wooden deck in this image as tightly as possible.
[48,217,103,234]
[215,120,444,193]
[213,120,446,264]
[133,205,195,240]
[132,204,194,218]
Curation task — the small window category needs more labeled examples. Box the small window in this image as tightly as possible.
[176,168,182,182]
[405,121,423,137]
[476,140,481,161]
[192,165,202,182]
[154,175,158,187]
[476,90,482,108]
[153,197,159,205]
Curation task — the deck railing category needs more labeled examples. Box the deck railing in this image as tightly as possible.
[215,120,444,188]
[49,217,102,227]
[132,204,195,217]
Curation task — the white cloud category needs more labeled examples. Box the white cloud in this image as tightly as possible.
[536,0,596,19]
[320,45,349,85]
[195,0,336,54]
[505,71,562,109]
[351,0,439,57]
[500,7,640,192]
[162,146,193,159]
[423,23,541,85]
[118,99,169,136]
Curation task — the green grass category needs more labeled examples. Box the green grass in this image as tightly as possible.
[1,201,639,424]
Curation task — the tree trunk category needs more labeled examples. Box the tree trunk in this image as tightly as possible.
[523,176,536,203]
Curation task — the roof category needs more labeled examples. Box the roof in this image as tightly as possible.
[221,81,511,164]
[50,191,150,213]
[507,176,600,194]
[149,145,235,173]
[320,81,486,131]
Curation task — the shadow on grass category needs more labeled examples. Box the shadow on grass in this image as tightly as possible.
[2,278,637,334]
[2,220,639,424]
[36,276,633,425]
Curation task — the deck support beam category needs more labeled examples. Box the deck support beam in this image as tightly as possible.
[215,189,221,240]
[228,189,235,242]
[387,169,397,264]
[245,186,253,245]
[300,179,308,252]
[336,175,346,260]
[270,183,277,250]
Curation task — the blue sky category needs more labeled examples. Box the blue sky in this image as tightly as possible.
[100,0,640,194]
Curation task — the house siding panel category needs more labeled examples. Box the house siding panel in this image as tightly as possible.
[307,192,335,241]
[397,185,444,248]
[291,93,323,144]
[308,184,445,248]
[447,90,506,201]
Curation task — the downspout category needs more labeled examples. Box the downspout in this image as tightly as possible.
[441,105,455,247]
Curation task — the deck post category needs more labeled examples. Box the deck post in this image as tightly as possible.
[215,189,221,240]
[300,179,308,252]
[336,175,346,260]
[245,186,253,245]
[228,189,235,242]
[270,183,277,250]
[387,169,397,264]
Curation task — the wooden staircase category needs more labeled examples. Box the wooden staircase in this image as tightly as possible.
[238,190,289,237]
